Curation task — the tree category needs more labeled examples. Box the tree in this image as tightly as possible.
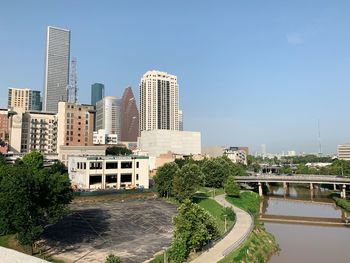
[49,160,67,174]
[168,236,188,263]
[106,146,132,156]
[0,154,6,166]
[173,164,202,202]
[0,165,73,253]
[105,254,122,263]
[22,151,44,170]
[172,200,219,256]
[201,158,226,188]
[154,162,179,198]
[224,176,240,197]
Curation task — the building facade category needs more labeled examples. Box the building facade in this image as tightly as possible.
[91,83,105,106]
[43,26,70,113]
[57,102,95,152]
[8,109,57,154]
[8,88,42,111]
[224,146,248,165]
[68,155,149,190]
[96,96,120,138]
[139,70,179,132]
[58,145,107,166]
[138,130,201,157]
[338,144,350,161]
[93,129,118,145]
[0,109,9,153]
[120,86,139,142]
[179,110,183,131]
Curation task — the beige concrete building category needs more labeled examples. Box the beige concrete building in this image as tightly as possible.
[139,70,179,132]
[224,147,248,165]
[8,108,57,154]
[338,144,350,161]
[68,155,149,190]
[57,102,95,152]
[138,130,201,157]
[8,88,41,111]
[58,145,107,166]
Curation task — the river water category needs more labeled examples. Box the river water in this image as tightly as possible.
[262,185,350,263]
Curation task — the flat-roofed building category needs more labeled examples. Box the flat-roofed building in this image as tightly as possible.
[8,88,42,111]
[68,155,149,190]
[58,145,107,166]
[138,130,201,157]
[224,146,248,165]
[93,129,118,145]
[338,144,350,161]
[0,109,9,153]
[57,101,95,152]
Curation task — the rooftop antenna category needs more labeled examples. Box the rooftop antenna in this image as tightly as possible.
[67,57,78,103]
[318,119,322,157]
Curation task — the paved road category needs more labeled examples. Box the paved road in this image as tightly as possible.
[0,246,50,263]
[191,194,253,263]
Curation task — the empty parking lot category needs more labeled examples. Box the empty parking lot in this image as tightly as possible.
[42,199,177,263]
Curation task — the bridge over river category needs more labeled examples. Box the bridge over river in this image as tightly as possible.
[236,174,350,198]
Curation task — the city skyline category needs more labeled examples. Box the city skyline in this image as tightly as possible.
[1,1,350,153]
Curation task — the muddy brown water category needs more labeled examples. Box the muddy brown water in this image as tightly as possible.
[262,185,350,263]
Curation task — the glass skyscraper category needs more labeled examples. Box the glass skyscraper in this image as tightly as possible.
[43,26,70,113]
[91,83,105,105]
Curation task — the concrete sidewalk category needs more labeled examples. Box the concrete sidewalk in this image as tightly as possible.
[191,194,253,263]
[0,246,50,263]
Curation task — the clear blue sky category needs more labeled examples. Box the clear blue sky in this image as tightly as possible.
[1,0,349,154]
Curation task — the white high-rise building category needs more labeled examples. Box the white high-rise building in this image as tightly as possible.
[43,26,70,113]
[96,96,120,139]
[179,110,183,131]
[139,70,179,132]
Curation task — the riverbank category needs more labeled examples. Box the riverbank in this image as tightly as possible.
[223,191,279,263]
[333,196,350,212]
[218,225,278,263]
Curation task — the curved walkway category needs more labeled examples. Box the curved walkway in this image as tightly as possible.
[191,194,253,263]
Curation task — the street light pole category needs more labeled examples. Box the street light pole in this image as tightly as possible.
[224,214,227,232]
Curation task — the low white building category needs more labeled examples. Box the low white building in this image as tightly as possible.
[68,155,149,190]
[224,147,248,165]
[93,129,118,145]
[138,130,201,157]
[59,145,107,166]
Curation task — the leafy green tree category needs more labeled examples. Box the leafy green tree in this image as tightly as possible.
[0,165,73,253]
[106,146,132,156]
[105,254,122,263]
[221,207,235,221]
[224,176,240,197]
[201,158,226,188]
[168,236,188,263]
[22,151,44,170]
[173,200,219,254]
[0,154,6,166]
[154,162,179,198]
[173,163,202,202]
[49,160,67,174]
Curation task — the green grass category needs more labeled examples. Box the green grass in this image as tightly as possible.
[148,253,165,263]
[193,197,235,234]
[0,235,11,248]
[197,187,225,197]
[226,191,261,216]
[218,226,278,263]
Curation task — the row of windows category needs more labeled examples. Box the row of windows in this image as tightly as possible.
[77,161,140,170]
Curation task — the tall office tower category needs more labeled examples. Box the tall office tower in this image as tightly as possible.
[179,110,183,131]
[120,86,139,142]
[139,70,179,132]
[91,83,105,106]
[96,96,120,139]
[8,88,42,111]
[56,102,94,151]
[43,26,70,113]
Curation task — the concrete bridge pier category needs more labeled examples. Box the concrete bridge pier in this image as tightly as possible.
[310,183,314,190]
[258,182,263,196]
[334,184,337,191]
[342,185,346,199]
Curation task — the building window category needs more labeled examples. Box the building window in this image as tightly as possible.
[136,162,139,168]
[106,162,118,169]
[136,174,139,180]
[121,162,132,169]
[90,162,102,170]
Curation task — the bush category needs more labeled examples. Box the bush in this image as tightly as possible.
[224,176,240,197]
[168,236,188,263]
[221,207,235,222]
[105,254,122,263]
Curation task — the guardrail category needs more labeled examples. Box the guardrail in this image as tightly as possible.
[222,211,254,256]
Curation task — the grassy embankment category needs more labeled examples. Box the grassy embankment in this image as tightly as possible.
[0,234,64,263]
[221,191,279,263]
